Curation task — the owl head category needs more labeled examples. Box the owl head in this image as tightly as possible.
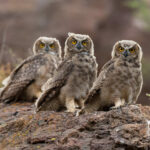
[112,40,143,62]
[33,37,62,58]
[64,32,94,58]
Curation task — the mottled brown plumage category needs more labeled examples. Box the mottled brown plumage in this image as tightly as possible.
[79,40,143,114]
[35,33,98,112]
[1,37,54,88]
[0,37,62,103]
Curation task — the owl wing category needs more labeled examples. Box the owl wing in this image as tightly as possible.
[35,59,74,110]
[85,59,115,105]
[0,54,44,103]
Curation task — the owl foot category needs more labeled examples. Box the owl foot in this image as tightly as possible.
[129,104,140,109]
[75,109,85,116]
[35,107,40,113]
[110,98,125,110]
[65,108,77,113]
[110,105,124,110]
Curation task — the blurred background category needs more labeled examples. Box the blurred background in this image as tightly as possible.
[0,0,150,105]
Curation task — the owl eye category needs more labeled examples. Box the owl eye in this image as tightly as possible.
[40,43,45,48]
[50,44,55,49]
[82,41,87,46]
[72,40,77,45]
[129,48,135,53]
[119,47,124,52]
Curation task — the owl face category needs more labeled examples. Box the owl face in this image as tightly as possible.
[65,33,94,56]
[33,37,61,58]
[112,40,143,61]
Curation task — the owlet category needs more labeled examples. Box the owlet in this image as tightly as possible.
[79,40,143,114]
[35,33,98,113]
[0,37,62,103]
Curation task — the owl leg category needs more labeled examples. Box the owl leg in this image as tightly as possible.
[76,97,101,116]
[111,98,125,109]
[121,98,125,106]
[75,99,85,109]
[76,102,100,116]
[36,91,42,98]
[26,83,42,100]
[127,92,133,104]
[65,98,76,113]
[125,87,136,105]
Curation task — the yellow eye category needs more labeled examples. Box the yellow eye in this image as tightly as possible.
[50,44,55,49]
[40,43,45,48]
[129,48,135,53]
[119,47,124,52]
[72,40,77,45]
[82,41,87,46]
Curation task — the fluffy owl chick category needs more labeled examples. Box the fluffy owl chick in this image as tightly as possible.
[79,40,143,114]
[35,32,98,113]
[0,37,62,103]
[1,37,51,88]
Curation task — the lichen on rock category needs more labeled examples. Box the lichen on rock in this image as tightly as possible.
[0,103,150,150]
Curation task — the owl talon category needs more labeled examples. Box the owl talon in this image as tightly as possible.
[65,109,77,113]
[75,109,85,116]
[110,105,123,110]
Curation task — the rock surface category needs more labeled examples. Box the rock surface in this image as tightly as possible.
[0,0,150,105]
[0,103,150,150]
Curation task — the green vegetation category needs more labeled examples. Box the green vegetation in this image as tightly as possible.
[127,0,150,30]
[146,93,150,97]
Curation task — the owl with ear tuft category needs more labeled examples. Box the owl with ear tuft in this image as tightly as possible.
[0,37,62,103]
[77,40,143,115]
[35,32,98,113]
[1,37,61,88]
[33,37,61,57]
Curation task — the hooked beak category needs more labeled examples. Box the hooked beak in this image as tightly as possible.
[76,42,82,50]
[123,50,129,57]
[45,46,49,52]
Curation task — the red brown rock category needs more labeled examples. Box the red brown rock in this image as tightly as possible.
[0,103,150,150]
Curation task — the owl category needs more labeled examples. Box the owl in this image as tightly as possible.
[35,32,98,113]
[78,40,143,114]
[0,37,47,88]
[0,37,62,103]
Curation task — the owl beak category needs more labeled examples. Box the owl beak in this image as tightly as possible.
[123,50,129,57]
[45,46,49,52]
[76,42,82,50]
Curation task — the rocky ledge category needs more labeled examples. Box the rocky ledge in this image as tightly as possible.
[0,103,150,150]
